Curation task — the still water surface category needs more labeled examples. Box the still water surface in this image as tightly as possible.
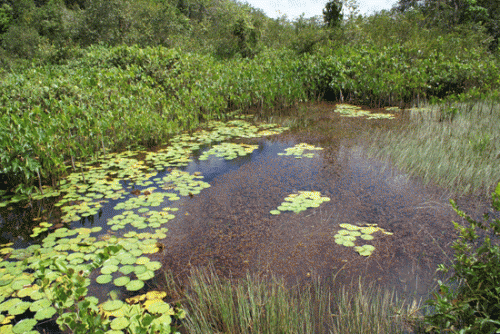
[0,103,493,325]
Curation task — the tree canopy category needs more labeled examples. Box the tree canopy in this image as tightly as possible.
[323,0,342,28]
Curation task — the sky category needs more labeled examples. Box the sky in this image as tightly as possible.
[239,0,399,20]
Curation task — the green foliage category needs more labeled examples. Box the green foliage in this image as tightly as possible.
[394,0,500,52]
[1,24,40,59]
[1,6,500,197]
[36,245,183,333]
[179,267,417,333]
[323,0,342,28]
[424,182,500,333]
[290,15,327,55]
[0,3,13,34]
[36,245,122,333]
[232,16,260,58]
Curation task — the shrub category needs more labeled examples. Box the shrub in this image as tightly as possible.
[424,182,500,333]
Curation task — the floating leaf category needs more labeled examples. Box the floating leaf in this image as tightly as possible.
[145,301,173,314]
[102,299,124,312]
[96,275,113,284]
[126,280,144,291]
[113,276,130,287]
[30,298,51,312]
[35,306,57,320]
[12,318,36,333]
[110,317,130,330]
[8,301,30,315]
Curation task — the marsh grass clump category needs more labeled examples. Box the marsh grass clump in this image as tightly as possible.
[172,267,421,334]
[369,98,500,196]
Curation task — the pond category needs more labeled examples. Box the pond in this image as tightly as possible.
[0,102,492,333]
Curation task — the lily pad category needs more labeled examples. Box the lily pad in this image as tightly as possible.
[12,318,37,333]
[96,275,113,284]
[35,306,57,320]
[110,316,130,330]
[113,276,130,287]
[102,299,124,312]
[125,280,145,291]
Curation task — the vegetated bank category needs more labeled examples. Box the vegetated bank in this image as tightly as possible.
[1,37,498,200]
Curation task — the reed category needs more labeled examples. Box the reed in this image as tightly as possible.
[369,98,500,196]
[163,267,422,334]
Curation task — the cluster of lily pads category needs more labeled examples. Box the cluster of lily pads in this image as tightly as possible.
[0,226,169,332]
[99,290,182,331]
[198,143,258,161]
[158,170,211,196]
[334,223,393,256]
[334,104,395,119]
[0,117,290,332]
[270,191,330,215]
[277,143,324,159]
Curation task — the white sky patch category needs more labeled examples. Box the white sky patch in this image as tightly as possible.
[239,0,399,20]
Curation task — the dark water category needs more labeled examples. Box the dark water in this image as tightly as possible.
[0,102,494,305]
[158,103,493,300]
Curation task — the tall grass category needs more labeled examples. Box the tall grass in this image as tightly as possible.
[369,98,500,196]
[169,267,421,334]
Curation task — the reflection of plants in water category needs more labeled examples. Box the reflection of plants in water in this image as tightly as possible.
[270,191,330,215]
[334,223,393,256]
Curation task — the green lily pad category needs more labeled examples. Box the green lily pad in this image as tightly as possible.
[136,270,155,281]
[113,276,130,287]
[35,306,57,320]
[355,245,376,256]
[30,298,51,312]
[101,265,119,275]
[110,316,130,330]
[12,318,37,333]
[126,280,145,291]
[146,301,172,314]
[102,299,124,312]
[11,279,32,291]
[145,261,162,271]
[96,275,113,284]
[119,265,135,275]
[9,300,31,315]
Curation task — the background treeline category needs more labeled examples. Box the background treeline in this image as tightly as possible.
[0,0,499,197]
[1,0,498,64]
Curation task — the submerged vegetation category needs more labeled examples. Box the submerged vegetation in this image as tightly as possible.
[1,0,500,332]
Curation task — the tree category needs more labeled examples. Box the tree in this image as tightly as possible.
[394,0,500,51]
[323,0,342,28]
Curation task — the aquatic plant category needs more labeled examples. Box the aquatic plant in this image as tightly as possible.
[177,267,418,333]
[277,143,324,159]
[370,97,500,196]
[334,223,393,256]
[271,191,330,215]
[0,115,289,332]
[333,104,395,119]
